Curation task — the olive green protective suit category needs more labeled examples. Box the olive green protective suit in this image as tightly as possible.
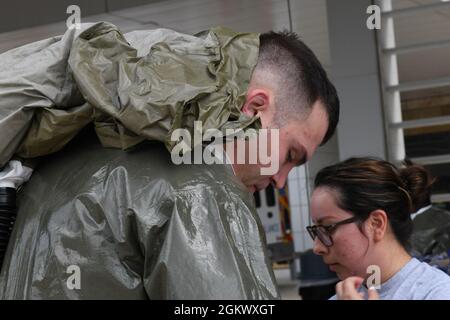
[0,22,280,299]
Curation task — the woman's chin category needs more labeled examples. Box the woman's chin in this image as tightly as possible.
[336,270,351,281]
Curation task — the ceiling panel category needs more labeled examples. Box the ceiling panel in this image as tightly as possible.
[391,0,450,83]
[0,0,447,84]
[392,0,441,10]
[398,46,450,82]
[0,0,332,68]
[394,8,450,47]
[290,0,330,68]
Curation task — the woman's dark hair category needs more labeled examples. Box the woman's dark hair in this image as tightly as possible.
[314,157,435,250]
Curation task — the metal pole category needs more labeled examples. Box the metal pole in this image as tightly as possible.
[390,115,450,130]
[383,2,450,18]
[376,0,405,163]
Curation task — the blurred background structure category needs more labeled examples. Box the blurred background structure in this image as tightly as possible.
[1,0,449,299]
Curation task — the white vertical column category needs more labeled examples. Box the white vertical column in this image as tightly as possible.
[326,0,387,160]
[376,0,405,164]
[288,166,306,254]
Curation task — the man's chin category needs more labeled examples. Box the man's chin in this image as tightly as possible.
[248,182,270,193]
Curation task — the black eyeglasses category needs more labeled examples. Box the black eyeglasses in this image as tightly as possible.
[306,216,358,247]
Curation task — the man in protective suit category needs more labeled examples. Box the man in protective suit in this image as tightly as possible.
[409,183,450,257]
[0,22,339,299]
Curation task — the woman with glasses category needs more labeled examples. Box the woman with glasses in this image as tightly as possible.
[307,157,450,300]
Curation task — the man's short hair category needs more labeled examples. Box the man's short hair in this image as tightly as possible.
[253,30,339,145]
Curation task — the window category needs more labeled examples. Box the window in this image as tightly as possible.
[377,0,450,205]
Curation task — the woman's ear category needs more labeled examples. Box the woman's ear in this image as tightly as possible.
[368,210,388,242]
[241,89,270,117]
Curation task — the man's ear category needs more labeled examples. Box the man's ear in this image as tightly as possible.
[241,89,270,117]
[367,210,388,242]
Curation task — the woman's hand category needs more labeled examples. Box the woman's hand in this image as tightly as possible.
[335,276,380,300]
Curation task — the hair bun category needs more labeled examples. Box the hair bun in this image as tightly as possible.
[400,160,435,213]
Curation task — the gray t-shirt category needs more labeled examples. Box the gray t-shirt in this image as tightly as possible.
[330,258,450,300]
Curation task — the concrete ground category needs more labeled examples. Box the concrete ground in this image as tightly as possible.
[274,267,302,300]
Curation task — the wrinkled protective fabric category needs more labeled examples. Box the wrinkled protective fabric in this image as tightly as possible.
[411,206,450,256]
[0,131,280,299]
[0,160,33,188]
[0,22,261,167]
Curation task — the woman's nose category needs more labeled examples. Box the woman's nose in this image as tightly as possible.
[313,238,327,256]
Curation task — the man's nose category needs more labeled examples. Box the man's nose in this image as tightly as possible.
[271,163,294,189]
[271,173,287,189]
